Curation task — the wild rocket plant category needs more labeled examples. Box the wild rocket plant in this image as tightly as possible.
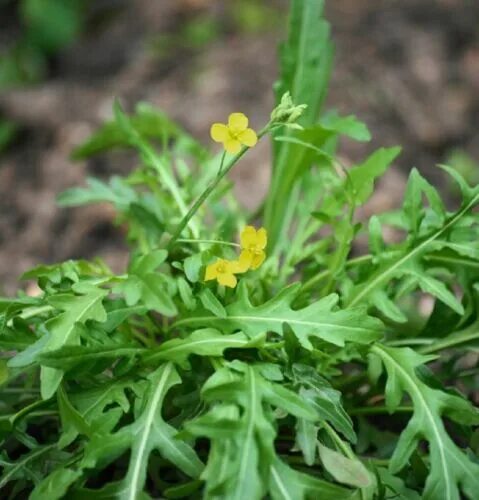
[1,1,479,499]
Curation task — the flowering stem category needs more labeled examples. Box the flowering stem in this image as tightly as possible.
[217,151,226,176]
[176,239,240,248]
[167,124,272,249]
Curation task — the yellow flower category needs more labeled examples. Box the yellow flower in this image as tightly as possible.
[239,226,267,271]
[210,113,258,154]
[204,258,241,288]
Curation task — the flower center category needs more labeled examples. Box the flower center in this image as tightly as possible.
[248,244,261,254]
[217,263,226,274]
[229,129,241,140]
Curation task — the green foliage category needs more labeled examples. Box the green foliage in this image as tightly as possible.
[2,1,479,499]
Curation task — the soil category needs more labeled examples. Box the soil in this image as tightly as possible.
[1,0,478,295]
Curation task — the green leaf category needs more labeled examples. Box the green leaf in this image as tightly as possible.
[318,443,372,488]
[29,467,81,500]
[71,102,206,160]
[82,364,203,500]
[199,289,226,317]
[114,250,177,316]
[400,261,464,315]
[374,467,421,500]
[265,0,334,251]
[120,364,203,499]
[38,345,145,370]
[58,176,137,210]
[0,444,58,490]
[402,168,446,237]
[58,385,91,447]
[371,290,408,323]
[269,457,353,500]
[292,364,355,444]
[348,147,401,205]
[144,329,263,368]
[41,285,108,399]
[186,363,317,499]
[348,187,479,308]
[372,344,479,500]
[8,333,49,368]
[320,112,371,142]
[176,283,383,349]
[177,277,197,310]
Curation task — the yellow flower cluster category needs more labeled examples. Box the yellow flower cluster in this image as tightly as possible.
[205,226,267,288]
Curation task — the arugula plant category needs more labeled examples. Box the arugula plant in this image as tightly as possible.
[2,1,479,499]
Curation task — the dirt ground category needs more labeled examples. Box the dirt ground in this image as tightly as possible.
[1,0,478,295]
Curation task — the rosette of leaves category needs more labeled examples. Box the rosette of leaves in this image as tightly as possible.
[2,1,479,499]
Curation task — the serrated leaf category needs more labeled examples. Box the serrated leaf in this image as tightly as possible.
[348,147,401,205]
[269,457,353,500]
[176,283,383,349]
[372,344,479,500]
[82,363,203,500]
[292,364,355,446]
[114,250,177,317]
[144,329,263,368]
[348,187,479,308]
[187,363,317,499]
[71,102,206,161]
[0,444,58,490]
[38,345,145,370]
[320,112,371,142]
[400,261,464,315]
[120,364,203,499]
[40,285,108,399]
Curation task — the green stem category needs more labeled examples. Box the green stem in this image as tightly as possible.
[11,398,53,426]
[321,421,353,459]
[168,124,272,248]
[321,422,367,500]
[323,202,356,296]
[176,239,240,248]
[6,305,54,327]
[217,151,226,176]
[300,254,373,295]
[348,405,413,416]
[347,191,479,307]
[387,338,435,347]
[419,327,479,354]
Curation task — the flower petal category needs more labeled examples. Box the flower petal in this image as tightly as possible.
[256,227,267,249]
[210,123,229,143]
[228,112,248,132]
[238,128,257,147]
[235,251,253,273]
[240,226,257,248]
[250,251,266,270]
[204,263,218,281]
[224,138,242,154]
[218,272,237,288]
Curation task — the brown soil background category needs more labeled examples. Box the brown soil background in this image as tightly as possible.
[1,0,478,295]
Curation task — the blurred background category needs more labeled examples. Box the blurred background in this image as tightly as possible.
[0,0,478,295]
